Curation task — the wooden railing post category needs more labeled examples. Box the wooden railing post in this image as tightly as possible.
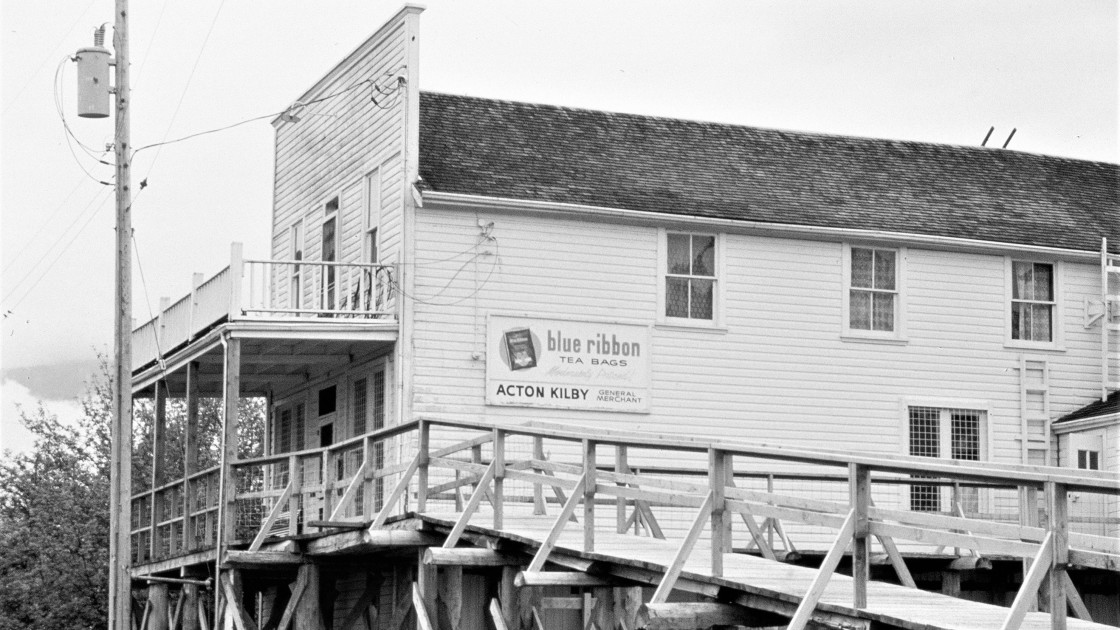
[416,421,430,512]
[1020,484,1041,612]
[228,242,244,320]
[363,435,374,517]
[288,454,300,536]
[493,429,506,530]
[616,445,629,533]
[850,463,871,609]
[709,448,729,577]
[583,440,596,552]
[533,437,546,515]
[219,337,241,547]
[157,296,170,356]
[188,273,203,336]
[1046,482,1069,630]
[321,450,332,520]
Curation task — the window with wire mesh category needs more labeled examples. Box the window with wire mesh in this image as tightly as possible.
[353,378,367,435]
[849,247,897,331]
[294,403,306,451]
[372,370,386,510]
[277,408,292,453]
[951,410,981,514]
[909,406,940,512]
[665,233,716,320]
[1011,261,1054,342]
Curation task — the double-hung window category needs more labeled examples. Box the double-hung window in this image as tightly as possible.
[1010,261,1055,343]
[847,246,898,333]
[664,232,717,321]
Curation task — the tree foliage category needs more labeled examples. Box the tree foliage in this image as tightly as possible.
[0,358,266,629]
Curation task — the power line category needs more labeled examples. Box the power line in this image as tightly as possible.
[2,178,89,269]
[1,0,98,115]
[2,187,114,313]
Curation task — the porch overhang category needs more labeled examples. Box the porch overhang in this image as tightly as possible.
[131,319,397,397]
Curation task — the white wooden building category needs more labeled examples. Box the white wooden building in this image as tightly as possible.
[125,6,1119,628]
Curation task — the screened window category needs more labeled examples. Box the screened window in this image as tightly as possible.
[352,378,368,435]
[908,406,984,512]
[849,247,897,332]
[665,233,716,320]
[293,403,305,451]
[1011,262,1054,342]
[276,408,292,454]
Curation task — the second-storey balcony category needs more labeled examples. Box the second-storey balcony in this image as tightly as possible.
[131,242,397,372]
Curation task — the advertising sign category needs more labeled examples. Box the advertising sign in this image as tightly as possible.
[486,315,651,413]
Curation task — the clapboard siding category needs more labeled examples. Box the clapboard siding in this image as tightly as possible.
[271,16,412,272]
[409,205,1107,467]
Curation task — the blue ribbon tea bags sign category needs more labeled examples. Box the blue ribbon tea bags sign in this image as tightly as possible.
[487,315,651,412]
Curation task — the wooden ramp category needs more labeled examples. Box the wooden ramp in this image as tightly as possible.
[215,418,1120,630]
[418,509,1110,630]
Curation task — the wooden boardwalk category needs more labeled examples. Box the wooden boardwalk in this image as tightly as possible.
[419,509,1111,630]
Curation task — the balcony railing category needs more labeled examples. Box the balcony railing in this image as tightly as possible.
[131,242,397,371]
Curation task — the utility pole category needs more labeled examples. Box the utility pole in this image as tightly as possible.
[109,0,132,628]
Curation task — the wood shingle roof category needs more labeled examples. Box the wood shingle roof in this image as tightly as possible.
[418,92,1119,253]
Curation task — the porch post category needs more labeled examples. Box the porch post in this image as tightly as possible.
[183,362,199,554]
[1047,482,1069,630]
[149,380,166,560]
[221,338,241,542]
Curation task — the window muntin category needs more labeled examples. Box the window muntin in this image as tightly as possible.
[1011,262,1054,342]
[665,233,716,320]
[849,247,897,332]
[908,406,984,512]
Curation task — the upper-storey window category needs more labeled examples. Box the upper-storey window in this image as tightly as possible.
[664,232,716,321]
[1010,261,1054,343]
[849,247,897,331]
[322,197,339,310]
[289,221,303,309]
[364,168,381,263]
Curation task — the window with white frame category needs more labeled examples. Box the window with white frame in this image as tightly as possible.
[847,246,898,333]
[664,232,716,321]
[908,406,985,513]
[1011,261,1055,342]
[1077,449,1100,470]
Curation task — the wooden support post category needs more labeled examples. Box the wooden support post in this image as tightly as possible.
[501,566,517,629]
[616,445,628,534]
[494,429,506,530]
[220,571,259,630]
[1047,482,1068,630]
[1019,485,1041,612]
[321,450,332,522]
[850,463,871,609]
[219,338,241,546]
[709,449,729,577]
[593,587,613,630]
[150,380,167,559]
[532,437,546,515]
[288,454,300,537]
[416,421,430,512]
[417,552,438,629]
[184,362,199,554]
[293,564,322,630]
[583,440,596,553]
[148,583,170,630]
[181,583,201,630]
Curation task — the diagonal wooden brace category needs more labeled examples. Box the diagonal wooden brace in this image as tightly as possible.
[786,509,855,630]
[650,492,714,604]
[528,474,587,572]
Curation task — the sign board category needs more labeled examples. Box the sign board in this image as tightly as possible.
[486,315,651,413]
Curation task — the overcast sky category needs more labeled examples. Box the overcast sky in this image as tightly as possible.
[1,0,1117,449]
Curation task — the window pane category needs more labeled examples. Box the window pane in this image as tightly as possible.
[690,279,713,320]
[1012,262,1032,300]
[874,250,896,290]
[872,292,895,331]
[950,411,980,461]
[909,407,940,458]
[851,248,873,288]
[666,277,689,318]
[667,233,691,274]
[1078,450,1088,469]
[1011,303,1028,340]
[1033,263,1053,301]
[692,235,715,276]
[1089,451,1099,470]
[1031,304,1052,342]
[352,378,367,435]
[849,290,871,330]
